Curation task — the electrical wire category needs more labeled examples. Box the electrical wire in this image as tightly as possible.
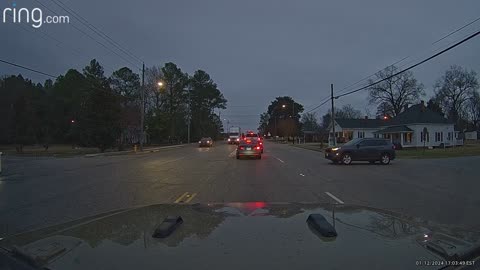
[432,16,480,45]
[32,0,141,69]
[0,59,58,78]
[47,0,143,64]
[335,30,480,99]
[308,18,480,112]
[4,13,115,74]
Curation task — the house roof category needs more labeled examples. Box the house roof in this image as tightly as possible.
[389,104,452,125]
[374,125,413,134]
[335,118,387,129]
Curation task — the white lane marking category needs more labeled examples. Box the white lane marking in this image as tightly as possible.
[274,156,285,163]
[229,150,236,158]
[299,173,305,177]
[325,192,345,204]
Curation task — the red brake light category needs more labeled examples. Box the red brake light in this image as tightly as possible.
[259,142,263,145]
[256,146,261,150]
[239,146,245,150]
[246,139,252,143]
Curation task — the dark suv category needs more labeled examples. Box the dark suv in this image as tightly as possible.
[325,138,396,165]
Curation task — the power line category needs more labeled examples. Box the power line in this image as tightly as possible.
[0,59,58,78]
[47,0,143,64]
[5,13,116,74]
[304,19,480,112]
[432,16,480,45]
[31,0,141,69]
[335,30,480,99]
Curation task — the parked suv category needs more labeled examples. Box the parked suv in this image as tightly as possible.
[325,138,395,165]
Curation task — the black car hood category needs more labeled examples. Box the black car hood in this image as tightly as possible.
[1,203,479,270]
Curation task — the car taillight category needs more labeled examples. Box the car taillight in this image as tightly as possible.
[228,138,231,142]
[236,138,240,141]
[246,140,252,143]
[256,146,261,150]
[259,142,263,145]
[239,146,245,150]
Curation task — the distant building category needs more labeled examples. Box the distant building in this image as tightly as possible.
[329,101,463,148]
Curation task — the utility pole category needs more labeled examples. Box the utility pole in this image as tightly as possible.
[187,86,191,144]
[292,101,295,144]
[331,83,336,146]
[140,62,145,151]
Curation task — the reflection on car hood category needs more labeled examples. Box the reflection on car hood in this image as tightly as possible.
[1,203,479,270]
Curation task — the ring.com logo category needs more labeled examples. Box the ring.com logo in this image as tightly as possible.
[2,2,70,28]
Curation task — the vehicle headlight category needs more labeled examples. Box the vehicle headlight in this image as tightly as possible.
[199,141,201,143]
[207,141,210,143]
[331,147,340,151]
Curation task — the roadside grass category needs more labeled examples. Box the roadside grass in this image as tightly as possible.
[0,143,184,157]
[396,143,480,159]
[290,143,326,152]
[0,145,104,157]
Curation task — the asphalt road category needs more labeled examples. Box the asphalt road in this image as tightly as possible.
[1,141,479,236]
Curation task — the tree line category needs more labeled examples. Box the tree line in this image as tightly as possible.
[0,59,227,152]
[259,65,480,140]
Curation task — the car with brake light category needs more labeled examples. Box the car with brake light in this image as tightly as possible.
[236,138,262,159]
[244,131,264,153]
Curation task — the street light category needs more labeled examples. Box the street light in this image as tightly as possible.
[157,82,163,87]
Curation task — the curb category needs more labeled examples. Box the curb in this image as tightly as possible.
[85,145,186,157]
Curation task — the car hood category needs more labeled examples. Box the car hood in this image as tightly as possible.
[1,203,479,270]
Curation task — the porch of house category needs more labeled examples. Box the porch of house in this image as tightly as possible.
[373,126,415,148]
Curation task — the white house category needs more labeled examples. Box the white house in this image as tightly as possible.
[329,101,463,148]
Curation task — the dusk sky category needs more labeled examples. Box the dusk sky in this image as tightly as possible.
[1,0,479,131]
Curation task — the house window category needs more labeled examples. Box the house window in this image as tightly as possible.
[374,133,379,138]
[434,132,444,142]
[404,133,412,143]
[357,131,365,138]
[447,132,452,141]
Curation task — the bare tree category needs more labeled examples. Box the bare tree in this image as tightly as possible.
[367,66,424,117]
[341,104,362,119]
[434,65,479,125]
[468,90,480,129]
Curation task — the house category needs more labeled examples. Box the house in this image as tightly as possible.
[329,101,463,148]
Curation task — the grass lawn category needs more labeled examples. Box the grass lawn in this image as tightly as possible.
[396,143,480,159]
[0,145,108,157]
[291,143,327,152]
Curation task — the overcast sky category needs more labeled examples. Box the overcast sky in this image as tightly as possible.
[1,0,479,131]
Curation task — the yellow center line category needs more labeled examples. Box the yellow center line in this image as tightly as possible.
[174,192,189,203]
[184,193,197,203]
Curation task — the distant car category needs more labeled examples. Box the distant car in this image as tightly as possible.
[244,132,263,153]
[324,138,396,165]
[198,137,213,147]
[236,139,262,159]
